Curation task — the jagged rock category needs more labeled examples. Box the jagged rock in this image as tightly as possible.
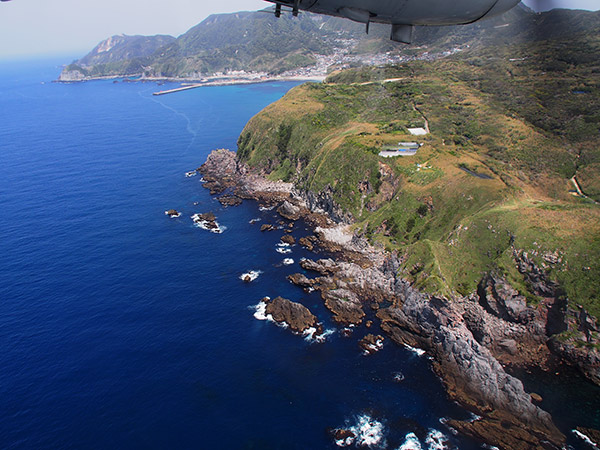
[332,428,356,445]
[299,258,339,275]
[191,212,219,230]
[263,296,319,333]
[478,273,533,324]
[530,393,543,403]
[321,288,365,325]
[277,200,301,220]
[578,307,599,341]
[302,186,353,224]
[193,212,216,222]
[299,236,315,251]
[359,334,384,354]
[281,235,296,245]
[366,320,373,328]
[260,224,274,232]
[199,148,238,179]
[203,180,226,195]
[287,273,316,289]
[377,280,565,450]
[498,339,518,355]
[165,209,180,217]
[548,337,600,385]
[514,250,562,298]
[462,308,492,346]
[217,195,242,207]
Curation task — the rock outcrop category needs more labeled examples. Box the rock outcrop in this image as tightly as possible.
[196,148,572,449]
[262,296,319,334]
[377,281,565,449]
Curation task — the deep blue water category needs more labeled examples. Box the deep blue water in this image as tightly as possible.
[0,59,594,449]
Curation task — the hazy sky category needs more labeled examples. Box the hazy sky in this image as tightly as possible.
[0,0,597,59]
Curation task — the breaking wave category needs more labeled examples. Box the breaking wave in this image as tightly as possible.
[335,414,385,448]
[240,270,262,282]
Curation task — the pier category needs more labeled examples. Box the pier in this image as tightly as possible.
[152,84,203,96]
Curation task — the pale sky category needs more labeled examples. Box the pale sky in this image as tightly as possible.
[0,0,266,58]
[0,0,597,59]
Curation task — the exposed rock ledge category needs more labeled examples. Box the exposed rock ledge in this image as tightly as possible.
[262,296,320,334]
[198,149,572,449]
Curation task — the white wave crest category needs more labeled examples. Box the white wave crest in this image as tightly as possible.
[191,214,225,234]
[351,415,385,447]
[249,218,261,224]
[252,301,273,322]
[425,429,450,450]
[251,300,289,329]
[398,432,422,450]
[240,270,262,282]
[573,429,599,448]
[303,327,335,344]
[283,258,295,265]
[276,247,292,254]
[404,344,426,356]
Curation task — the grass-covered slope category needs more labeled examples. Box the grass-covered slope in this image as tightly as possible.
[237,39,600,318]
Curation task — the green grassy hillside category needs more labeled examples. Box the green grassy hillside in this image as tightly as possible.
[237,38,600,318]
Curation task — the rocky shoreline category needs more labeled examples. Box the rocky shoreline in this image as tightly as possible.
[197,148,599,450]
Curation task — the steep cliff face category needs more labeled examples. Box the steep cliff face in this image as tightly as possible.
[58,35,176,81]
[197,146,599,448]
[234,34,600,389]
[78,34,176,66]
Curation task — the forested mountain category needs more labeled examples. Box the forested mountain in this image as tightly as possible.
[59,5,600,81]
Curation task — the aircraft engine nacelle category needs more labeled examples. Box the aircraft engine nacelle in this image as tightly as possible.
[266,0,522,42]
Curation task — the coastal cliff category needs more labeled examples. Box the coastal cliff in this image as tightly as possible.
[199,148,571,448]
[196,28,600,446]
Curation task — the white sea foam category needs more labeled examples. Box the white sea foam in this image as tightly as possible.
[185,171,197,177]
[191,214,225,234]
[425,429,450,450]
[282,258,294,265]
[249,218,261,224]
[251,300,289,329]
[259,205,275,211]
[350,415,385,447]
[363,338,384,356]
[573,429,599,448]
[335,437,354,447]
[393,371,405,382]
[276,247,292,254]
[252,301,273,322]
[240,270,262,282]
[398,432,422,450]
[467,411,482,422]
[164,210,181,218]
[303,327,335,344]
[404,344,426,356]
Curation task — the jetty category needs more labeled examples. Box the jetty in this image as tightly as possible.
[153,84,204,96]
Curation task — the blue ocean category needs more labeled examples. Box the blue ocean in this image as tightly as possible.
[0,58,595,449]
